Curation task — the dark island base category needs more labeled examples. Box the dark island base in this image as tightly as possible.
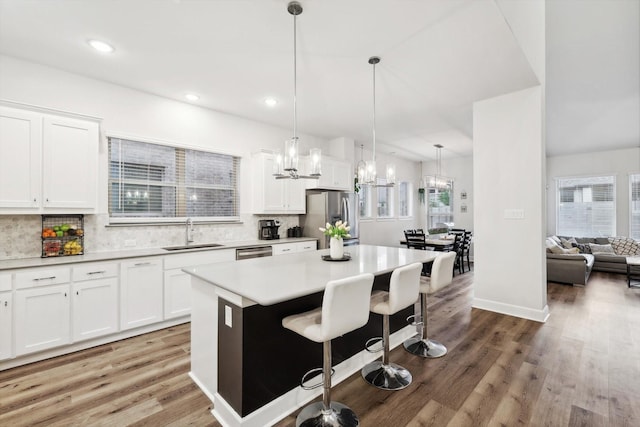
[217,272,415,417]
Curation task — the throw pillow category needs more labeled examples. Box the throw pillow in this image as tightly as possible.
[588,243,615,254]
[549,235,562,245]
[608,237,640,255]
[546,237,561,253]
[561,237,577,249]
[572,242,592,254]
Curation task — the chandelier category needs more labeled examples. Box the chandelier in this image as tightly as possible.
[273,1,321,180]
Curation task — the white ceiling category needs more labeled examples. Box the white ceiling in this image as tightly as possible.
[0,0,637,161]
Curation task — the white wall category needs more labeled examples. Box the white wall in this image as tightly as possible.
[473,86,548,322]
[0,55,330,258]
[356,147,423,247]
[546,147,640,237]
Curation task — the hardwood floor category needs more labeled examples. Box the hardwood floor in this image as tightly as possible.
[1,270,639,426]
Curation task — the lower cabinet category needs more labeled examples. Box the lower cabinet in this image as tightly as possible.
[163,269,192,319]
[15,284,71,356]
[0,291,12,360]
[72,262,119,342]
[120,258,163,330]
[273,240,317,255]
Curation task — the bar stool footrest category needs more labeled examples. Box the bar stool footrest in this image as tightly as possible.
[300,366,335,390]
[364,336,383,353]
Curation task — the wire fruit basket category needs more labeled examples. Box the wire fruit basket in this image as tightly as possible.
[41,214,85,257]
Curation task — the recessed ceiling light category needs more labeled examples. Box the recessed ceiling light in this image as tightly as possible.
[88,39,115,53]
[264,97,278,107]
[185,94,200,102]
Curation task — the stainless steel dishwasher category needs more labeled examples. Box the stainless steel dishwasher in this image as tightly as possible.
[235,245,273,260]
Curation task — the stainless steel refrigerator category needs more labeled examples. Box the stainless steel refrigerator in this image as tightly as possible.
[301,190,359,249]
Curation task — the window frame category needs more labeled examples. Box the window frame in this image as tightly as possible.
[555,174,616,237]
[376,178,395,219]
[426,177,454,229]
[107,134,241,224]
[630,173,640,240]
[397,180,413,219]
[358,184,373,220]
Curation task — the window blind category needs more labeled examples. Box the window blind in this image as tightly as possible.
[108,137,239,222]
[631,174,640,240]
[556,175,615,237]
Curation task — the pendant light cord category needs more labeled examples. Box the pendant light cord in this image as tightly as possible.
[372,60,376,163]
[293,9,298,140]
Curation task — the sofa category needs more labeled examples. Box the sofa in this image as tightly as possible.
[546,236,637,286]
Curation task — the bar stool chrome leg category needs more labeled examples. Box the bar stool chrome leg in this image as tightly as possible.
[296,341,359,427]
[403,293,447,358]
[361,314,412,390]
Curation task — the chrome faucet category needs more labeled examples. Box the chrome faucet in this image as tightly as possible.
[185,218,195,245]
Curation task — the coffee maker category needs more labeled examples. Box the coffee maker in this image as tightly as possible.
[258,219,280,240]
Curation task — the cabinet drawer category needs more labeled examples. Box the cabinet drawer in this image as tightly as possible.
[15,267,71,289]
[297,241,317,252]
[272,243,298,256]
[73,262,119,281]
[0,274,11,292]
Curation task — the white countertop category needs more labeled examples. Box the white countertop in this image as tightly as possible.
[183,244,440,306]
[0,237,317,271]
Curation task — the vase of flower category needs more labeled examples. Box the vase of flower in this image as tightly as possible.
[319,220,351,260]
[330,237,344,259]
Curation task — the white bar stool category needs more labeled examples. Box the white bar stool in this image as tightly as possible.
[403,251,456,358]
[361,262,422,390]
[282,273,374,427]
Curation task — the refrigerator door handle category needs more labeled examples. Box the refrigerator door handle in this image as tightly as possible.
[343,197,349,223]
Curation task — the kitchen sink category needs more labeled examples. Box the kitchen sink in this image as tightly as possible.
[163,243,225,251]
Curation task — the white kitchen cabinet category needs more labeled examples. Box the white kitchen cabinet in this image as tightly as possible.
[272,240,317,255]
[0,291,12,360]
[42,115,99,211]
[72,262,119,342]
[0,106,42,211]
[251,151,306,214]
[307,157,352,191]
[15,284,71,355]
[0,104,99,214]
[120,258,163,330]
[163,249,235,319]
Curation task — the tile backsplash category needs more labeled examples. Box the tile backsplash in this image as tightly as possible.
[0,214,300,260]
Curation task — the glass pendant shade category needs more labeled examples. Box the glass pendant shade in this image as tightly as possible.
[283,138,299,172]
[273,150,284,176]
[309,148,322,176]
[386,163,396,185]
[365,160,377,183]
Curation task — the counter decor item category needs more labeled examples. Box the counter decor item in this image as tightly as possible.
[41,214,84,257]
[319,220,350,260]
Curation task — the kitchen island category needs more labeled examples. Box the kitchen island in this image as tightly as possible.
[183,245,439,427]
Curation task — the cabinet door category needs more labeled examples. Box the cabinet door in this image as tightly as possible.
[272,242,298,255]
[332,161,352,191]
[15,284,71,355]
[285,179,306,213]
[73,277,118,341]
[42,115,99,210]
[0,292,12,360]
[261,155,287,212]
[0,106,42,211]
[120,259,163,330]
[164,270,192,319]
[297,241,317,252]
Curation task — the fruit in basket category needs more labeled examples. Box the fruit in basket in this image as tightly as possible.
[76,229,84,237]
[53,225,60,232]
[61,224,70,232]
[64,240,83,255]
[56,230,64,237]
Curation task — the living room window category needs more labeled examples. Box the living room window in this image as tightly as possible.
[376,178,394,218]
[556,175,615,237]
[108,137,240,223]
[631,173,640,240]
[358,185,372,219]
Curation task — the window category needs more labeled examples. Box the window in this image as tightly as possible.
[556,175,615,237]
[108,137,240,222]
[358,185,372,219]
[377,178,394,218]
[631,174,640,240]
[427,179,453,229]
[398,181,413,218]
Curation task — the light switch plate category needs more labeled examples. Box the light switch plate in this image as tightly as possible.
[225,305,232,327]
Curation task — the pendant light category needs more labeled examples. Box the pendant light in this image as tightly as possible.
[427,144,450,190]
[362,56,394,187]
[273,1,321,180]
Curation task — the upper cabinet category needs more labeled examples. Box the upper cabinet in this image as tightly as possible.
[306,157,352,192]
[0,105,100,214]
[251,151,306,214]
